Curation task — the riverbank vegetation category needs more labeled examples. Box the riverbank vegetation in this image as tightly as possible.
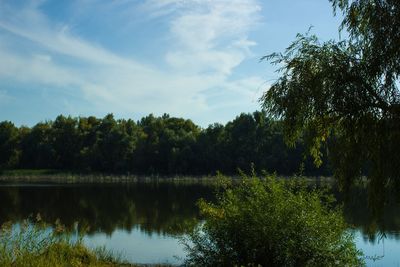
[184,174,364,266]
[0,218,127,267]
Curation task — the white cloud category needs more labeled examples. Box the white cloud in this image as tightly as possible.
[0,0,264,125]
[157,0,261,74]
[0,20,142,68]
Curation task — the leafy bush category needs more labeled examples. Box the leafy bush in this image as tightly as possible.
[183,174,364,266]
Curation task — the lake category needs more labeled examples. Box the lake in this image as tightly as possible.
[0,181,399,266]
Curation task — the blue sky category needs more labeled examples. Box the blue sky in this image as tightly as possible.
[0,0,342,127]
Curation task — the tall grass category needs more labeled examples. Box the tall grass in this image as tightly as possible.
[0,216,127,267]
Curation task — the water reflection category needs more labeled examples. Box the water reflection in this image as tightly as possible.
[330,185,400,242]
[0,183,213,236]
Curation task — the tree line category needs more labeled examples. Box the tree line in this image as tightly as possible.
[0,111,331,176]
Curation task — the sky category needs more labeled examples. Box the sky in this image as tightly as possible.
[0,0,343,127]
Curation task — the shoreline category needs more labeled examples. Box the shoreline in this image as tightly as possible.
[0,169,335,185]
[0,173,219,184]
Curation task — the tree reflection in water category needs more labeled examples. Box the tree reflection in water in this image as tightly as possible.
[0,181,398,242]
[0,182,214,236]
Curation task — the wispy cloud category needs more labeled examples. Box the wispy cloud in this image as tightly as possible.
[147,0,260,74]
[0,0,263,125]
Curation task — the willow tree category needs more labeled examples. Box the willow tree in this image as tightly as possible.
[261,0,400,201]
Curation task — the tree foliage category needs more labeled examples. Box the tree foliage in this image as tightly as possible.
[0,121,19,168]
[0,112,328,176]
[261,0,400,194]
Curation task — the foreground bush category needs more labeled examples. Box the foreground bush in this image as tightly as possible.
[0,219,125,267]
[183,174,364,266]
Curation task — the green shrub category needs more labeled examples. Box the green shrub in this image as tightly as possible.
[183,174,364,266]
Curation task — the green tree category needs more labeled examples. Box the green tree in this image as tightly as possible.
[87,114,136,172]
[261,0,400,194]
[134,114,199,174]
[197,123,228,173]
[0,121,19,169]
[19,122,55,169]
[75,116,100,171]
[51,115,80,169]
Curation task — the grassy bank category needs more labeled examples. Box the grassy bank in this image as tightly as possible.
[0,219,174,267]
[0,219,127,267]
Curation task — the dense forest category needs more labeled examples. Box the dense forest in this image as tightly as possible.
[0,111,331,176]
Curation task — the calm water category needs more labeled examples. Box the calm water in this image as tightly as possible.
[0,182,399,266]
